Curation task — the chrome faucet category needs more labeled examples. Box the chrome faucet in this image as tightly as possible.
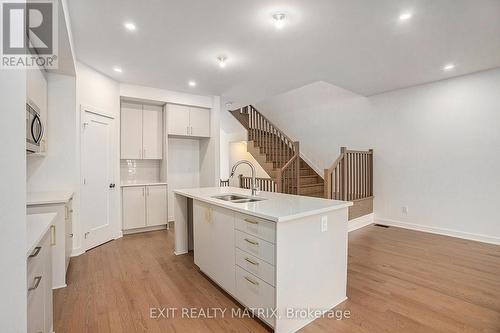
[230,160,259,196]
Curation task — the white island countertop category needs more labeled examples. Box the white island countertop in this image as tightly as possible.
[26,213,56,256]
[27,191,74,206]
[174,187,352,222]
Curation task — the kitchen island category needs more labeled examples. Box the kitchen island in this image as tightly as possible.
[173,187,352,333]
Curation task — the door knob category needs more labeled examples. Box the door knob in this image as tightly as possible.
[109,183,116,188]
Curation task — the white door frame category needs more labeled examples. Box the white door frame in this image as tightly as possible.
[79,104,118,251]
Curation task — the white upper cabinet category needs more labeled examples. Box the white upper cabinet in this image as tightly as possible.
[167,104,190,136]
[142,104,163,159]
[167,104,210,138]
[121,102,143,159]
[121,102,163,159]
[189,106,210,137]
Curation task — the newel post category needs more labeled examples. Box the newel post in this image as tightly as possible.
[341,147,348,201]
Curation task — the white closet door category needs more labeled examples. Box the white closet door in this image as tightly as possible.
[189,106,210,137]
[122,186,146,230]
[142,104,163,159]
[146,185,167,226]
[167,104,190,136]
[121,102,143,159]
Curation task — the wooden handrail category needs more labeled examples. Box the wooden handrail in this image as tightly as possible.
[233,105,300,195]
[324,147,373,201]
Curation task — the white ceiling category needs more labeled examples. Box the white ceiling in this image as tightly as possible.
[68,0,500,104]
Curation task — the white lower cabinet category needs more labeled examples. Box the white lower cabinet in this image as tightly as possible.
[193,201,236,294]
[27,228,53,333]
[122,185,167,230]
[27,197,73,289]
[193,200,276,327]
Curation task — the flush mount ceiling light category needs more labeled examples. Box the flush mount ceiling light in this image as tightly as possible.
[399,12,413,21]
[217,56,227,68]
[443,64,455,71]
[272,13,286,29]
[113,67,123,73]
[124,22,136,31]
[188,80,197,87]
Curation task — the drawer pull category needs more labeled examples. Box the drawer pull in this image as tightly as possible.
[28,276,42,291]
[244,276,259,286]
[244,238,259,246]
[70,233,74,238]
[50,225,56,246]
[29,246,41,258]
[245,257,259,266]
[244,218,259,225]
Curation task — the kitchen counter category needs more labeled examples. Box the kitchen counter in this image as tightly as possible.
[121,182,167,187]
[26,213,56,256]
[174,186,352,223]
[173,186,350,333]
[27,191,74,206]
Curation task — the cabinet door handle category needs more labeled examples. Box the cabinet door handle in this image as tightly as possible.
[187,126,189,135]
[28,276,42,291]
[245,257,259,266]
[142,187,145,196]
[244,238,259,246]
[143,148,146,158]
[29,246,41,258]
[50,225,56,246]
[190,126,193,135]
[70,233,73,238]
[244,276,259,286]
[244,219,259,225]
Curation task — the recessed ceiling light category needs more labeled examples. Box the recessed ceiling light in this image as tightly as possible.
[217,56,227,68]
[113,67,123,73]
[124,22,136,31]
[443,64,455,71]
[272,13,286,29]
[399,12,413,21]
[188,80,196,87]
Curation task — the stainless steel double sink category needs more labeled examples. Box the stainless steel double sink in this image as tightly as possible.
[212,194,266,203]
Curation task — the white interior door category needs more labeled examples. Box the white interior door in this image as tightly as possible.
[81,111,116,250]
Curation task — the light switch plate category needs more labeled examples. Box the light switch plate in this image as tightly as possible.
[321,216,328,232]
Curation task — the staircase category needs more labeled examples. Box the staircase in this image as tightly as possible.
[230,106,324,198]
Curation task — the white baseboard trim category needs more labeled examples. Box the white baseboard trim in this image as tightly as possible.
[122,225,167,235]
[376,217,500,245]
[348,213,374,232]
[174,250,188,256]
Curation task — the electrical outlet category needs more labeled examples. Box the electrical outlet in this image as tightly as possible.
[321,216,328,232]
[402,206,408,215]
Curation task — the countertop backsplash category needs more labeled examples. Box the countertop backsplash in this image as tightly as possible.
[120,159,161,184]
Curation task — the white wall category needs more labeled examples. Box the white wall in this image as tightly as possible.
[254,69,500,244]
[27,73,77,192]
[75,62,121,254]
[0,69,27,332]
[371,69,500,243]
[228,141,270,186]
[167,138,201,221]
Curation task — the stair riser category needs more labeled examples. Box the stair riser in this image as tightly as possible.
[300,177,322,185]
[299,185,325,195]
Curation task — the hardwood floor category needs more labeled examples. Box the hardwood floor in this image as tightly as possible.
[54,225,500,332]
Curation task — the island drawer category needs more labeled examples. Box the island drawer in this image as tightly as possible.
[235,248,275,286]
[236,230,275,265]
[235,266,275,327]
[235,214,276,244]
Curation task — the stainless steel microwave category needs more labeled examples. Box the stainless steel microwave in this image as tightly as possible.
[26,101,44,153]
